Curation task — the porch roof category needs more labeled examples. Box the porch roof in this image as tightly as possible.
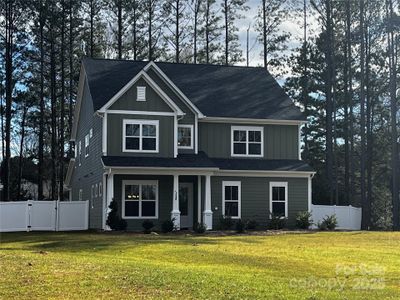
[101,152,218,169]
[102,153,313,172]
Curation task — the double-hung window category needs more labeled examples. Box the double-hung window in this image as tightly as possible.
[123,119,159,152]
[231,126,263,157]
[269,182,288,218]
[122,180,158,219]
[222,181,241,219]
[178,125,193,149]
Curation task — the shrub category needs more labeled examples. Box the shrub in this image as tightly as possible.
[161,219,175,233]
[106,199,127,231]
[235,219,246,233]
[295,211,313,229]
[219,215,234,230]
[245,219,258,230]
[142,220,154,234]
[193,222,207,234]
[319,214,338,231]
[267,213,286,230]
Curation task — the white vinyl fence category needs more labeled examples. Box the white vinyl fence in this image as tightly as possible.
[0,200,88,232]
[311,204,362,230]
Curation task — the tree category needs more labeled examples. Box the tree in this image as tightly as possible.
[198,0,222,64]
[255,0,290,72]
[221,0,248,65]
[163,0,191,63]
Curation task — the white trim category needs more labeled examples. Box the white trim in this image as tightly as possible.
[98,69,184,115]
[197,175,202,223]
[106,110,176,116]
[231,126,264,158]
[177,124,194,149]
[122,119,159,153]
[174,115,178,157]
[298,124,301,160]
[215,170,315,178]
[136,86,146,101]
[144,61,204,118]
[85,134,90,157]
[78,189,83,201]
[104,167,216,177]
[194,115,198,154]
[269,182,288,218]
[102,112,107,155]
[222,181,241,219]
[200,117,306,125]
[102,173,107,230]
[122,180,159,219]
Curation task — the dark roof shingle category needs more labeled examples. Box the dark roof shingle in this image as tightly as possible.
[83,58,305,121]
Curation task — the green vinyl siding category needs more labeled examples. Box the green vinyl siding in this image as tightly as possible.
[70,78,104,229]
[107,114,174,157]
[211,176,308,228]
[109,78,173,112]
[199,122,299,159]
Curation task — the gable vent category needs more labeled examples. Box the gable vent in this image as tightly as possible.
[137,86,146,101]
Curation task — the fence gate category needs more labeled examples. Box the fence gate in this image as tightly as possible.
[0,200,89,232]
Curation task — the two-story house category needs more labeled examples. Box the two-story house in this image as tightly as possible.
[65,58,314,231]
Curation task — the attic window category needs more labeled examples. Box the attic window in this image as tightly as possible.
[137,86,146,101]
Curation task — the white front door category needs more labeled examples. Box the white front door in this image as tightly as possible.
[179,182,193,229]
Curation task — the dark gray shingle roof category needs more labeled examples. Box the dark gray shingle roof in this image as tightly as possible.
[102,153,313,172]
[83,58,305,121]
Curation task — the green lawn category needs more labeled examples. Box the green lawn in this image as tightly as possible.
[0,231,399,299]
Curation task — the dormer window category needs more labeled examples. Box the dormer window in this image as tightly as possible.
[137,86,146,101]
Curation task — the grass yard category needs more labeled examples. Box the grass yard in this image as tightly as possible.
[0,231,399,299]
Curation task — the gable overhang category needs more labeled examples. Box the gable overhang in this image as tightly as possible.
[144,61,205,118]
[70,64,87,142]
[199,117,307,126]
[97,68,184,116]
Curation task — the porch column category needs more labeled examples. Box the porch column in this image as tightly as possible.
[197,176,202,223]
[105,173,114,231]
[171,174,180,230]
[203,174,213,230]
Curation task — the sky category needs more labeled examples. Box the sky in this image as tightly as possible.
[235,0,319,67]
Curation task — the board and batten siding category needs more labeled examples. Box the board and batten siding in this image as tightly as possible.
[109,78,174,112]
[107,114,175,157]
[146,68,197,154]
[199,122,299,159]
[70,79,104,229]
[211,177,308,228]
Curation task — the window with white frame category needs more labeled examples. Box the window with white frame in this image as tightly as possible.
[99,182,103,197]
[222,181,241,219]
[123,119,159,152]
[89,128,93,138]
[79,189,83,201]
[269,182,288,218]
[78,141,82,166]
[137,86,146,101]
[178,125,193,149]
[95,183,98,198]
[85,134,90,157]
[231,126,263,157]
[122,180,158,218]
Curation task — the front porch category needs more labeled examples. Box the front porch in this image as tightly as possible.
[103,171,214,231]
